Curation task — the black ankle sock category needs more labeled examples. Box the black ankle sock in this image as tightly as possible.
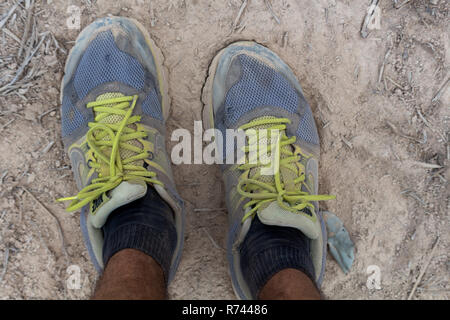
[239,215,316,298]
[102,186,177,282]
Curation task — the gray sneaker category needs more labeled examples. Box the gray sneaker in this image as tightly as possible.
[202,41,334,299]
[59,17,184,282]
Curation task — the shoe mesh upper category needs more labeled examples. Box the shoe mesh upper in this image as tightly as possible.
[224,55,298,126]
[61,94,86,137]
[223,54,319,146]
[73,30,145,100]
[142,87,163,120]
[296,104,319,145]
[62,29,163,137]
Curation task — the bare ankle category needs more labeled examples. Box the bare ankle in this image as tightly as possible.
[258,269,322,300]
[92,249,166,300]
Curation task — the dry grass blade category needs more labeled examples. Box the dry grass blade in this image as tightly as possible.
[361,0,379,38]
[386,76,405,90]
[231,0,248,32]
[431,77,449,103]
[0,247,10,283]
[282,31,288,48]
[408,237,440,300]
[2,28,21,43]
[378,48,391,83]
[22,187,70,262]
[0,170,8,184]
[38,108,56,123]
[18,0,34,59]
[51,33,67,54]
[0,118,15,132]
[342,137,353,149]
[400,189,425,205]
[41,141,55,155]
[411,161,443,169]
[0,31,48,93]
[416,108,431,127]
[264,0,280,24]
[386,120,425,144]
[395,0,411,9]
[202,228,224,251]
[0,0,23,29]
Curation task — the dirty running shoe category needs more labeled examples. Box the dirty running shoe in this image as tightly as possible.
[202,41,334,299]
[58,17,184,281]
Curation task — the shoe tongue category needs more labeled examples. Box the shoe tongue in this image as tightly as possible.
[257,201,320,239]
[246,117,318,239]
[89,180,147,228]
[93,93,144,177]
[247,116,302,213]
[247,116,299,192]
[87,93,148,228]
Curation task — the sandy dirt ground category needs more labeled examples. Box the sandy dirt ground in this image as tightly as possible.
[0,0,448,299]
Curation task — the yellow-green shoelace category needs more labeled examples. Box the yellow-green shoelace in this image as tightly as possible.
[58,95,162,212]
[237,117,335,222]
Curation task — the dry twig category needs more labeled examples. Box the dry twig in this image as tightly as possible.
[282,31,288,48]
[0,170,8,184]
[411,161,443,169]
[341,137,353,149]
[0,31,49,93]
[395,0,411,9]
[378,48,391,83]
[0,118,15,133]
[41,141,55,155]
[361,0,379,38]
[2,28,21,43]
[0,247,10,283]
[431,77,449,103]
[264,0,280,24]
[202,228,224,251]
[408,237,440,300]
[38,108,56,123]
[0,0,23,29]
[22,187,69,262]
[400,189,425,205]
[231,0,248,32]
[18,1,34,59]
[386,120,425,144]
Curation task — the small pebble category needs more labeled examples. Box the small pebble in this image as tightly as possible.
[27,173,36,184]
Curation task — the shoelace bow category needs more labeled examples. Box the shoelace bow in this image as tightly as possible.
[58,95,162,212]
[237,118,335,222]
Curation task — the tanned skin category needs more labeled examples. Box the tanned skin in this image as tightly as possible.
[93,249,321,300]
